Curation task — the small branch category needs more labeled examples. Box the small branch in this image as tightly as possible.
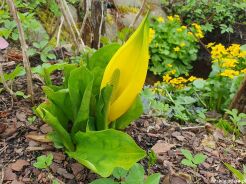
[97,0,104,49]
[56,16,64,47]
[80,0,90,36]
[62,0,85,49]
[181,125,205,131]
[0,0,5,9]
[0,63,16,98]
[129,0,147,28]
[6,0,34,101]
[56,0,81,53]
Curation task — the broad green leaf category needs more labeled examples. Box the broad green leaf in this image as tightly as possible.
[88,43,121,70]
[63,64,78,88]
[181,149,193,160]
[96,85,113,130]
[224,163,245,182]
[36,108,74,151]
[125,163,144,184]
[181,159,196,168]
[72,79,94,134]
[33,153,53,169]
[145,173,161,184]
[114,95,143,129]
[68,66,93,120]
[193,154,207,165]
[67,129,146,177]
[112,167,128,179]
[43,87,73,122]
[90,178,117,184]
[193,79,206,89]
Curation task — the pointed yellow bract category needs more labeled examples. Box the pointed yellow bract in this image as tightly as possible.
[101,15,150,122]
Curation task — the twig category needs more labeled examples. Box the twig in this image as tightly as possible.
[6,0,34,102]
[97,0,104,48]
[181,125,205,130]
[0,63,16,98]
[0,168,4,184]
[62,0,85,49]
[56,16,64,47]
[0,0,5,9]
[129,0,147,28]
[56,0,81,53]
[80,0,90,36]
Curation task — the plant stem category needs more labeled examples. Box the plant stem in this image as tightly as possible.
[6,0,34,102]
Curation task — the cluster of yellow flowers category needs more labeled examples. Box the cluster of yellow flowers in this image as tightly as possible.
[162,71,198,89]
[167,15,180,22]
[207,43,246,78]
[192,23,204,39]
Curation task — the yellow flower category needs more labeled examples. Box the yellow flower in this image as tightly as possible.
[174,15,180,21]
[220,69,239,78]
[149,28,155,43]
[167,16,174,21]
[227,44,240,57]
[166,64,173,67]
[169,69,176,75]
[221,58,238,68]
[157,16,164,23]
[188,32,193,35]
[207,42,215,48]
[188,76,197,82]
[174,47,180,52]
[211,43,227,59]
[163,74,172,82]
[180,42,186,47]
[181,26,187,30]
[238,51,246,58]
[241,68,246,74]
[100,14,150,122]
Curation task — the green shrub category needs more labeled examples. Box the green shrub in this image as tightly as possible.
[161,0,246,34]
[149,15,200,76]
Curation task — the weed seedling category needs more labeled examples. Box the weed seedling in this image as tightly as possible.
[180,149,207,168]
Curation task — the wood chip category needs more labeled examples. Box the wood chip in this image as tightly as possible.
[11,160,29,172]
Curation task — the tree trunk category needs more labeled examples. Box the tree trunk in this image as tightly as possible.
[229,76,246,113]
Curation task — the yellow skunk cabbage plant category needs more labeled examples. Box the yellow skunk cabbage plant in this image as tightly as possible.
[36,15,150,177]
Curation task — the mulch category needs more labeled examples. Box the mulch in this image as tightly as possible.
[0,76,245,184]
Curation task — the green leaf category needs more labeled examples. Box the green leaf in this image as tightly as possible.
[33,153,53,169]
[181,159,196,168]
[193,154,207,165]
[193,79,206,89]
[180,149,193,160]
[72,79,94,134]
[224,163,245,182]
[112,167,128,179]
[68,66,93,120]
[88,43,120,70]
[90,178,117,184]
[125,163,145,184]
[115,95,143,129]
[145,173,161,184]
[67,129,146,177]
[96,85,113,130]
[36,107,74,151]
[43,87,73,123]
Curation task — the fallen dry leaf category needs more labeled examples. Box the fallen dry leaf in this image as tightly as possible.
[151,141,176,155]
[16,112,26,122]
[201,135,216,149]
[171,131,185,141]
[4,166,17,181]
[26,134,51,143]
[11,160,29,172]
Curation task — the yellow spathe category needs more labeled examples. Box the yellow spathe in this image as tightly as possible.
[101,15,150,122]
